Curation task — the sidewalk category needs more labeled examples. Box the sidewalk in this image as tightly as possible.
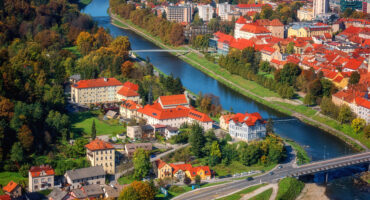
[240,183,278,200]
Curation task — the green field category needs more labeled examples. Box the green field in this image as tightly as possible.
[118,174,136,185]
[250,188,273,200]
[63,46,82,57]
[70,111,126,137]
[276,178,304,200]
[211,161,275,177]
[217,184,267,200]
[0,172,27,187]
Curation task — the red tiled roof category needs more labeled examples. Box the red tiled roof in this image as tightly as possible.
[261,46,276,54]
[256,19,283,26]
[3,181,18,193]
[121,100,141,110]
[123,81,139,91]
[170,163,193,174]
[85,139,114,151]
[29,165,55,177]
[230,38,255,50]
[159,94,188,106]
[117,86,139,97]
[237,4,263,8]
[333,76,344,83]
[230,112,265,126]
[235,16,247,24]
[156,159,168,169]
[355,97,370,109]
[0,195,11,200]
[72,77,123,89]
[216,32,235,44]
[240,24,271,34]
[343,58,363,70]
[188,166,212,177]
[221,114,235,125]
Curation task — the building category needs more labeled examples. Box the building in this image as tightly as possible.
[353,97,370,124]
[127,125,142,139]
[165,5,192,23]
[48,188,68,200]
[137,94,213,130]
[228,112,267,142]
[2,181,22,199]
[234,16,248,39]
[297,6,314,21]
[255,19,284,38]
[237,24,272,39]
[64,166,106,189]
[70,185,104,199]
[313,0,329,18]
[85,139,115,174]
[287,23,332,37]
[235,4,263,16]
[120,100,142,119]
[165,126,179,139]
[154,159,212,181]
[28,165,55,192]
[184,24,213,41]
[211,31,236,54]
[124,143,153,157]
[340,0,363,12]
[197,4,214,21]
[219,114,235,130]
[216,2,231,21]
[116,81,140,103]
[332,90,370,123]
[71,77,124,105]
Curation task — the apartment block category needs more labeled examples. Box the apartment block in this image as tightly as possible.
[165,5,192,23]
[85,139,116,174]
[28,165,55,192]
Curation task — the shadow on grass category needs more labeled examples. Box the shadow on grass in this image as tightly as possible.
[70,111,97,138]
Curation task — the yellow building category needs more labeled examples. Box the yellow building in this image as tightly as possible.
[288,23,332,38]
[185,166,212,181]
[155,159,212,181]
[85,139,116,174]
[219,114,235,130]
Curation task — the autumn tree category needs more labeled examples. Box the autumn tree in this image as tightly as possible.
[131,181,156,200]
[338,105,354,124]
[121,61,134,77]
[17,125,34,151]
[133,148,151,180]
[349,71,360,85]
[351,118,366,133]
[76,31,94,55]
[119,185,140,200]
[0,96,14,119]
[169,24,185,46]
[93,27,112,48]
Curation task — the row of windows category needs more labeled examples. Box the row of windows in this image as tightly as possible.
[96,150,112,155]
[72,176,104,183]
[96,156,113,161]
[33,178,52,184]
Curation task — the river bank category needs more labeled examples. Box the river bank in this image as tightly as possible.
[109,13,368,152]
[296,183,329,200]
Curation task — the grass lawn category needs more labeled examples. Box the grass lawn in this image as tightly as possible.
[250,188,273,200]
[156,185,193,200]
[63,46,81,57]
[70,111,126,137]
[117,174,136,185]
[217,184,267,200]
[112,19,128,28]
[0,172,28,187]
[210,161,275,177]
[276,178,304,200]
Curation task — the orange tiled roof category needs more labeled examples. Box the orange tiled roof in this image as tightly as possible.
[343,58,363,70]
[117,86,139,97]
[85,139,114,151]
[123,81,139,91]
[3,181,18,193]
[230,38,254,50]
[355,97,370,109]
[72,78,123,89]
[156,159,168,169]
[121,100,142,110]
[240,24,271,34]
[29,165,55,177]
[159,94,188,106]
[256,19,283,26]
[235,16,247,24]
[221,114,236,124]
[230,112,265,126]
[170,163,193,173]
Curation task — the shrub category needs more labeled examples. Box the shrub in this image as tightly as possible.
[169,185,185,193]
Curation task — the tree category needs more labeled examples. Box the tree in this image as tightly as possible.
[320,97,339,119]
[0,96,14,119]
[17,125,34,151]
[286,42,295,54]
[76,31,94,55]
[169,24,185,46]
[121,60,134,77]
[279,63,301,86]
[183,175,191,185]
[303,93,315,106]
[133,148,151,180]
[266,118,274,133]
[195,175,201,185]
[189,123,205,157]
[10,142,24,166]
[364,125,370,138]
[338,105,353,124]
[119,185,140,200]
[351,118,366,133]
[349,71,360,85]
[91,120,96,139]
[131,181,156,200]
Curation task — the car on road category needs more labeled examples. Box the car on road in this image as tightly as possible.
[278,165,283,169]
[269,172,274,175]
[247,177,254,181]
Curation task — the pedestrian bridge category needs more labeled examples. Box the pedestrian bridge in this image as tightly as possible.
[289,151,370,177]
[130,49,190,53]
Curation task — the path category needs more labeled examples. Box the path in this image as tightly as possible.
[240,183,278,200]
[110,13,368,151]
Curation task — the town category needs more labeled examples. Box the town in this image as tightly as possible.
[0,0,369,200]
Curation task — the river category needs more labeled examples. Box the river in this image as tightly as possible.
[81,0,369,198]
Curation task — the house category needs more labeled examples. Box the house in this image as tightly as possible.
[235,4,263,16]
[165,126,179,139]
[28,165,55,192]
[255,19,284,38]
[105,110,117,119]
[116,81,141,102]
[48,188,68,200]
[103,185,121,199]
[332,90,370,123]
[127,126,142,139]
[137,94,213,130]
[65,166,106,189]
[79,184,104,199]
[124,143,153,157]
[154,159,212,181]
[228,112,267,142]
[353,97,370,124]
[237,24,272,40]
[260,46,277,62]
[120,100,142,119]
[2,181,22,199]
[219,114,235,130]
[85,139,115,174]
[71,77,124,105]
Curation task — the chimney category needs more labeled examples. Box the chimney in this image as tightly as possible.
[104,77,108,82]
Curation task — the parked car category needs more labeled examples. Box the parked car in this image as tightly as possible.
[269,172,274,175]
[247,177,254,181]
[278,165,283,169]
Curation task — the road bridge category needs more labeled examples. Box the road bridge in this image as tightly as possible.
[130,49,190,53]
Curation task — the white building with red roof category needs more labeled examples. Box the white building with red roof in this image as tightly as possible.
[120,99,142,119]
[137,94,213,130]
[228,112,266,142]
[353,97,370,124]
[28,165,55,192]
[116,81,140,103]
[85,139,115,174]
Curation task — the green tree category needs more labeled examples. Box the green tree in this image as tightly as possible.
[279,63,301,86]
[133,148,151,180]
[10,142,24,166]
[286,42,295,54]
[303,93,315,106]
[320,97,339,119]
[338,105,353,124]
[91,120,96,139]
[189,123,205,157]
[351,118,366,133]
[266,118,274,133]
[349,71,360,85]
[119,185,140,200]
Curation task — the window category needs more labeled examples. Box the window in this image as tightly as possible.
[34,179,38,184]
